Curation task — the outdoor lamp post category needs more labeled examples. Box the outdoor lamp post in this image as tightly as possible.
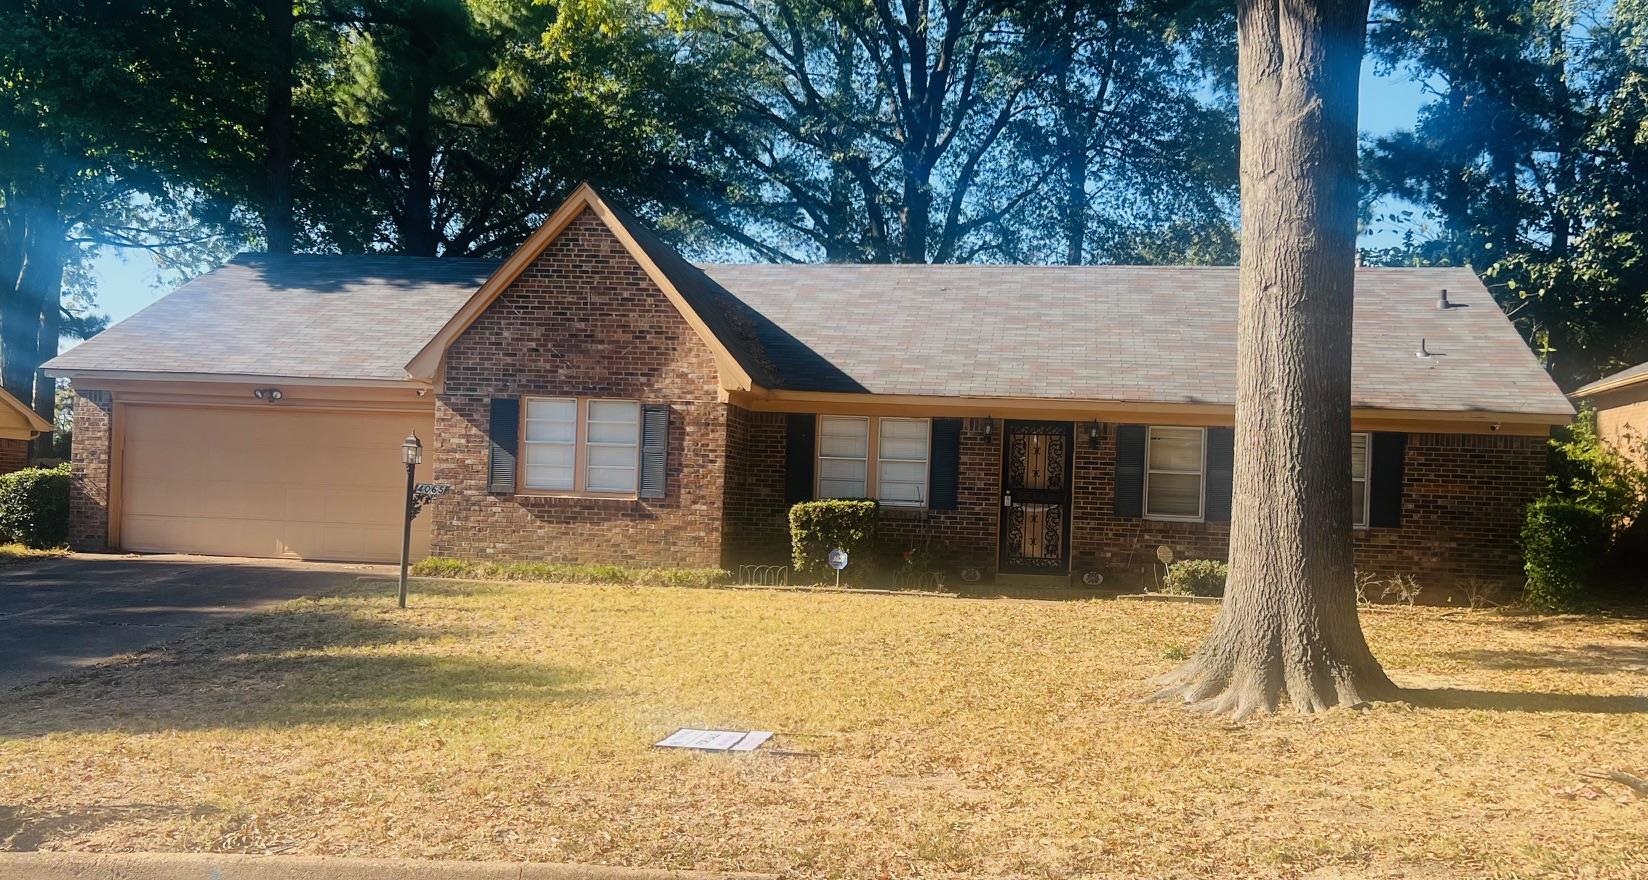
[398,431,422,609]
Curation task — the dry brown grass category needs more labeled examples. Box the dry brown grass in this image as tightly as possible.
[1,580,1645,879]
[0,544,66,564]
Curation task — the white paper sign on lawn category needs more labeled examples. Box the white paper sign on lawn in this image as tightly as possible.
[655,728,773,752]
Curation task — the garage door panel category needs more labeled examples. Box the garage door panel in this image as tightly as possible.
[120,405,433,563]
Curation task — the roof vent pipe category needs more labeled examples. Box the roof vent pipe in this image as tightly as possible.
[1416,338,1434,358]
[1438,288,1450,309]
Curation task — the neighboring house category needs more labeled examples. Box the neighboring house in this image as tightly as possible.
[46,185,1574,585]
[0,387,51,475]
[1572,363,1648,467]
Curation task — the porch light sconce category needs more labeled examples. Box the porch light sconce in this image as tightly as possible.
[252,387,283,403]
[981,418,994,438]
[1085,422,1106,449]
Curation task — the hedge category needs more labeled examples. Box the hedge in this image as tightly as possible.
[1161,558,1228,597]
[789,499,878,579]
[1521,497,1609,612]
[0,463,70,549]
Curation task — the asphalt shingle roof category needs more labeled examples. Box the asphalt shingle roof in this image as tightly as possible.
[47,251,1572,418]
[46,254,500,382]
[700,264,1573,416]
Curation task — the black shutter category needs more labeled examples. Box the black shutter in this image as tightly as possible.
[928,418,962,510]
[639,404,669,499]
[1113,424,1146,518]
[1204,426,1234,521]
[487,397,520,494]
[1369,432,1407,527]
[784,413,816,505]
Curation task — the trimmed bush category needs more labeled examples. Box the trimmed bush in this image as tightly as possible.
[409,557,730,588]
[1161,558,1228,597]
[0,463,70,549]
[1521,498,1609,611]
[789,499,878,580]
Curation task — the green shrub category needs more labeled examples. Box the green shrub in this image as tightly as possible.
[1161,558,1228,597]
[789,499,878,580]
[409,557,730,589]
[0,463,70,549]
[1521,498,1610,611]
[1547,408,1648,538]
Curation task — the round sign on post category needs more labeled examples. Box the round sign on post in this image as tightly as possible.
[826,548,848,586]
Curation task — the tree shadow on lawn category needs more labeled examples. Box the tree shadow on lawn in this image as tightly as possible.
[0,802,205,851]
[0,605,598,738]
[1402,687,1648,714]
[1443,643,1648,676]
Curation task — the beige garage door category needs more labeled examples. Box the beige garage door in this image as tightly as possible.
[120,405,434,563]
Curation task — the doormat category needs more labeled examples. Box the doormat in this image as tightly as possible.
[655,728,773,752]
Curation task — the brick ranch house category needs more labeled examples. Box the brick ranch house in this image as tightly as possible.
[46,185,1574,587]
[0,386,51,475]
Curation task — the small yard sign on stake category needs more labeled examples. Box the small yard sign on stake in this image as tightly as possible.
[827,548,849,586]
[655,728,773,752]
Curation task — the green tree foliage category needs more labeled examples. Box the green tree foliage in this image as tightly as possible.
[1546,407,1648,538]
[1365,0,1648,387]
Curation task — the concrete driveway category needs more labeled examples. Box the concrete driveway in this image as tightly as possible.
[0,554,387,691]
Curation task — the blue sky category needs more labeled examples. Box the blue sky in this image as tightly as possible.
[83,58,1432,332]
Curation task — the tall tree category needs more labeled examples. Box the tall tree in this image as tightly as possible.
[1154,0,1396,717]
[1364,0,1648,386]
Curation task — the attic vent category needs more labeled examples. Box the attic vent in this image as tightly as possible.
[1437,288,1450,309]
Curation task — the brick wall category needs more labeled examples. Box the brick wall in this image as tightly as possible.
[1593,385,1648,467]
[0,438,28,474]
[722,405,788,566]
[68,390,112,551]
[722,419,1544,590]
[432,207,729,568]
[1351,433,1546,585]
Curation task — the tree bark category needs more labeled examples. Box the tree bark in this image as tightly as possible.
[262,0,296,255]
[401,32,438,257]
[1153,0,1396,718]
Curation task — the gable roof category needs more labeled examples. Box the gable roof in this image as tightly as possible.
[1572,361,1648,399]
[43,185,1573,424]
[45,254,497,383]
[703,264,1574,418]
[0,385,51,440]
[404,183,773,389]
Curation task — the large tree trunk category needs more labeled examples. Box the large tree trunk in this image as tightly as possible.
[1154,0,1396,718]
[262,0,296,255]
[401,34,438,258]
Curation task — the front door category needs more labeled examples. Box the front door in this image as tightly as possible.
[998,420,1074,575]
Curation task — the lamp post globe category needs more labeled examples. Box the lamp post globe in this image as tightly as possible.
[402,432,423,466]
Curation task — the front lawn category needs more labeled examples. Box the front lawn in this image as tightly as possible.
[0,581,1644,877]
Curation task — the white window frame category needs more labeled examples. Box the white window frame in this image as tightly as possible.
[1144,426,1207,522]
[816,415,870,500]
[875,417,932,508]
[519,396,642,497]
[814,415,933,508]
[521,397,578,493]
[1351,432,1371,529]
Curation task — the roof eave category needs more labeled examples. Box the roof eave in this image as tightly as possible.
[0,385,51,435]
[46,368,428,389]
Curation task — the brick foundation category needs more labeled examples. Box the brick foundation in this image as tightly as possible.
[0,438,28,475]
[68,390,112,551]
[432,208,729,568]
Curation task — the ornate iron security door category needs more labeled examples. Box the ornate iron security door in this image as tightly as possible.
[998,421,1074,574]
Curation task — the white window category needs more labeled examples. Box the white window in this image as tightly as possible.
[523,398,577,491]
[521,397,640,494]
[876,418,931,507]
[1351,432,1370,527]
[1145,426,1206,520]
[817,416,869,498]
[584,400,640,493]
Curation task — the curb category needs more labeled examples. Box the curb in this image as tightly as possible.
[0,852,778,880]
